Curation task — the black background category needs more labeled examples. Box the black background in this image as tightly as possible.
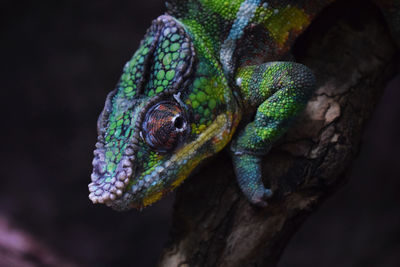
[1,0,399,266]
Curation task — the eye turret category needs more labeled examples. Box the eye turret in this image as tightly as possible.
[142,101,189,152]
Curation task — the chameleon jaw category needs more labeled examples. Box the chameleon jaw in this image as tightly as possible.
[105,113,235,210]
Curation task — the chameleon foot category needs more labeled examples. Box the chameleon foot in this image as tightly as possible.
[231,153,273,207]
[250,187,273,207]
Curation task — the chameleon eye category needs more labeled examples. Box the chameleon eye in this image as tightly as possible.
[142,101,189,152]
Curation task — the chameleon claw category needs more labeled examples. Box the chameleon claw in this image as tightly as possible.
[264,188,273,198]
[249,188,273,207]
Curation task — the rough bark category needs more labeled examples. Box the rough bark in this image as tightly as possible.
[159,2,398,267]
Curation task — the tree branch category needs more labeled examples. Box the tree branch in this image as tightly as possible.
[159,2,398,267]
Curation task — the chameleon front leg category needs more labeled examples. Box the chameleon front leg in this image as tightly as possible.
[231,62,316,207]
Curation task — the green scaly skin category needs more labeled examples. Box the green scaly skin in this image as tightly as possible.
[89,0,400,210]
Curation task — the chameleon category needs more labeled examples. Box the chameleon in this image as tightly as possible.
[89,0,400,210]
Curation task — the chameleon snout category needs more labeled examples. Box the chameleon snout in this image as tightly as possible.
[88,142,135,205]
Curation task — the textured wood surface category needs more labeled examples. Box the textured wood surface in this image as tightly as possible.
[159,2,398,266]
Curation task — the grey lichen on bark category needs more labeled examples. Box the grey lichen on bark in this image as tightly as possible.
[159,2,398,267]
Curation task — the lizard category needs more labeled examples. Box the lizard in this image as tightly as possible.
[89,0,400,210]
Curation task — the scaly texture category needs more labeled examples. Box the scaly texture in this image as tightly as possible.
[89,0,400,210]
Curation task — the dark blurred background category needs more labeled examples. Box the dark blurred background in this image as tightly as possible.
[1,0,399,266]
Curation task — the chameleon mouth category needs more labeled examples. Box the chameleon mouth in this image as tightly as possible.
[88,141,136,204]
[88,113,235,210]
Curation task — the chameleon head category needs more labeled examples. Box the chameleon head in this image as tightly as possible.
[89,15,238,210]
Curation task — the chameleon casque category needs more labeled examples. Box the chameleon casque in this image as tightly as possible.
[89,0,400,210]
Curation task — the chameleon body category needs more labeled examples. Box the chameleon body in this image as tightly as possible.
[89,0,400,210]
